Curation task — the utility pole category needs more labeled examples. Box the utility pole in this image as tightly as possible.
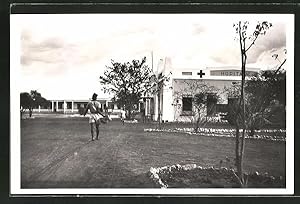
[151,51,154,71]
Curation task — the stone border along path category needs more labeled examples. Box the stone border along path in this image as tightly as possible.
[144,128,286,142]
[149,164,235,188]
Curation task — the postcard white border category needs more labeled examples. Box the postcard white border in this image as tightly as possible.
[10,13,294,195]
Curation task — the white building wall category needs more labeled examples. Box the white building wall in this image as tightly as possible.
[156,61,260,122]
[161,84,173,122]
[153,94,159,121]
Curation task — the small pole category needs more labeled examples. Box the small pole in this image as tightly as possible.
[151,51,153,71]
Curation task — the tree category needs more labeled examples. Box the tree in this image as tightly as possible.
[100,57,170,120]
[245,69,286,133]
[233,21,272,186]
[258,69,286,107]
[20,90,49,117]
[173,80,220,132]
[20,92,33,117]
[225,68,286,136]
[225,49,286,132]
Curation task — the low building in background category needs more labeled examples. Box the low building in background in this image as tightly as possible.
[32,57,260,122]
[143,57,260,122]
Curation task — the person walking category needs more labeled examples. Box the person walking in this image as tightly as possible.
[83,93,105,141]
[120,109,126,125]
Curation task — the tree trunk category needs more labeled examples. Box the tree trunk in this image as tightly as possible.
[126,100,132,119]
[29,108,32,117]
[235,126,241,175]
[128,107,132,119]
[239,53,247,184]
[239,128,246,185]
[237,21,247,186]
[249,128,255,137]
[194,116,200,133]
[157,91,161,129]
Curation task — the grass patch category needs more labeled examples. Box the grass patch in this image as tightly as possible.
[21,117,285,188]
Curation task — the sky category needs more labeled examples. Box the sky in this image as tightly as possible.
[12,14,292,100]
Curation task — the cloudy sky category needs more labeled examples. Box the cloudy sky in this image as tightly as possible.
[12,14,292,100]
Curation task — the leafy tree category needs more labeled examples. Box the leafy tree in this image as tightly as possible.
[233,21,272,186]
[225,68,286,135]
[173,80,220,132]
[225,49,286,133]
[100,57,170,119]
[246,69,286,132]
[20,92,33,117]
[20,90,49,117]
[258,69,286,107]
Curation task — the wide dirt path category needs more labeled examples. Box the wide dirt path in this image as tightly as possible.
[21,117,286,188]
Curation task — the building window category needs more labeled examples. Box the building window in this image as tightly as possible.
[182,72,192,76]
[182,97,193,111]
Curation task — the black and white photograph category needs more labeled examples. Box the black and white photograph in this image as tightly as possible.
[10,13,294,195]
